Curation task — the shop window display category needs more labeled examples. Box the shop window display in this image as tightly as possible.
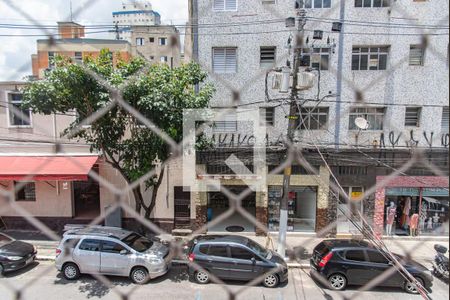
[268,186,317,232]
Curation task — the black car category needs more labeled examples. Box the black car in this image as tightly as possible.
[0,232,37,275]
[187,235,288,288]
[310,239,433,294]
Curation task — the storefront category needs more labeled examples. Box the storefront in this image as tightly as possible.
[374,176,449,237]
[268,186,317,232]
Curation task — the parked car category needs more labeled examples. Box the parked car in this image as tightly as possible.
[187,235,288,288]
[0,232,37,275]
[310,239,433,294]
[55,226,170,284]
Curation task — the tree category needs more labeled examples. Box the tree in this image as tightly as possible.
[23,49,214,221]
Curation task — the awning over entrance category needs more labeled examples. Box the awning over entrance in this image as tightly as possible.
[0,156,98,181]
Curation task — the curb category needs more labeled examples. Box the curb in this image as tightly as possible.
[37,255,55,262]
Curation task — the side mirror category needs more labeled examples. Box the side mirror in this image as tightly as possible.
[251,257,256,264]
[388,261,394,266]
[120,249,129,255]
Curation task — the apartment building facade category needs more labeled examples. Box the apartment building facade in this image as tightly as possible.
[130,25,182,67]
[112,1,162,41]
[188,0,449,237]
[31,22,131,79]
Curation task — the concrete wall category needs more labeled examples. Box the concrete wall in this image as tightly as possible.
[130,26,181,67]
[195,0,449,148]
[0,180,73,217]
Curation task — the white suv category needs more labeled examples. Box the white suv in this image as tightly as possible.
[55,226,170,284]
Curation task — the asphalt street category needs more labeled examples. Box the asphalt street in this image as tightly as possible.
[0,261,448,300]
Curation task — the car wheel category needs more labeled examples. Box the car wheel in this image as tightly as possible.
[404,277,424,294]
[0,264,4,277]
[263,273,279,288]
[328,273,347,291]
[195,270,210,284]
[62,263,80,280]
[130,267,149,285]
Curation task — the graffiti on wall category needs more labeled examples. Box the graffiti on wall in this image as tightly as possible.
[379,130,449,149]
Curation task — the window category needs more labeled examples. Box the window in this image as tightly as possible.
[149,37,155,43]
[345,250,366,261]
[160,56,168,63]
[349,107,385,130]
[352,46,389,70]
[208,245,228,257]
[159,37,167,46]
[15,182,36,201]
[136,37,145,46]
[213,112,238,132]
[409,45,425,66]
[230,246,254,260]
[213,48,237,74]
[260,46,276,66]
[300,48,330,70]
[79,239,101,251]
[8,93,31,127]
[298,0,331,8]
[213,0,237,11]
[298,107,329,130]
[367,250,389,264]
[48,51,55,69]
[101,241,126,254]
[260,107,275,126]
[405,107,421,127]
[355,0,390,7]
[74,52,82,63]
[199,245,209,254]
[442,107,449,132]
[63,239,80,250]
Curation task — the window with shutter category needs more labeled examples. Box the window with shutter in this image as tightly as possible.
[260,107,275,126]
[260,47,276,66]
[442,107,449,132]
[405,107,421,127]
[409,45,425,66]
[213,0,237,11]
[213,112,238,132]
[213,48,237,74]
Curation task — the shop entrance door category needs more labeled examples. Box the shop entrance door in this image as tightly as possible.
[174,186,191,228]
[337,187,364,234]
[207,186,256,232]
[73,167,100,219]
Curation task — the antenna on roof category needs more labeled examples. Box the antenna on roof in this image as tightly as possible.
[70,0,73,22]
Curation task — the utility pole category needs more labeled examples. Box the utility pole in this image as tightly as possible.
[277,8,307,257]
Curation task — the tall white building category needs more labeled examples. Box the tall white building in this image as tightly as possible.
[112,1,161,41]
[187,0,449,237]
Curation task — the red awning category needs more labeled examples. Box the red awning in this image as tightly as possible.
[0,156,98,181]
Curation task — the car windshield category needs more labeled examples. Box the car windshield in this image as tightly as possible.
[0,233,13,246]
[246,239,269,259]
[122,233,153,252]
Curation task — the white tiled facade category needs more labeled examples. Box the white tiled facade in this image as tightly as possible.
[193,0,449,149]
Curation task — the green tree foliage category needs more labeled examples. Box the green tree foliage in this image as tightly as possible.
[23,49,214,219]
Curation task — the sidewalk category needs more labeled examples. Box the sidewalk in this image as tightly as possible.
[3,229,448,268]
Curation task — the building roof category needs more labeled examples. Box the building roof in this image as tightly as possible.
[112,10,160,16]
[37,38,130,45]
[57,21,84,27]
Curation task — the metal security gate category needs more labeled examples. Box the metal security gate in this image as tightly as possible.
[174,186,191,228]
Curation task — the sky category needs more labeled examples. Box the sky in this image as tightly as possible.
[0,0,188,81]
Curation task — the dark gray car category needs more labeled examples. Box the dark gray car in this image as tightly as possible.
[187,235,288,288]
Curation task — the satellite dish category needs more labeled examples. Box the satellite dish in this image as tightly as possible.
[355,117,369,130]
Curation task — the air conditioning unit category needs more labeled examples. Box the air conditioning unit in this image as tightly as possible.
[272,66,291,93]
[296,72,315,90]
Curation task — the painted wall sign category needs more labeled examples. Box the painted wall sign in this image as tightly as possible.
[422,187,449,197]
[385,187,420,196]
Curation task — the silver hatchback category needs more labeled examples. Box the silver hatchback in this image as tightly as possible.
[55,226,170,284]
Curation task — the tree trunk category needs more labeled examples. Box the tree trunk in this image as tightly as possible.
[144,167,165,220]
[132,186,143,215]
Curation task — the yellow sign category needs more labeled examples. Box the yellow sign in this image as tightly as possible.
[351,191,363,200]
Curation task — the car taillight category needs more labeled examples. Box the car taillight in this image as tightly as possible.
[188,253,195,262]
[318,252,333,268]
[56,248,62,256]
